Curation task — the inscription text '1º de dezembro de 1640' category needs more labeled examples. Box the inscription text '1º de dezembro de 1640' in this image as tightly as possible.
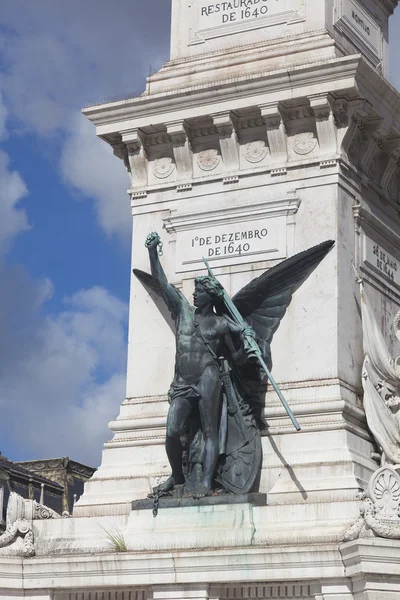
[133,233,334,501]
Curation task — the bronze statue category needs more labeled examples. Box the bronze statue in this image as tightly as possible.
[134,233,333,498]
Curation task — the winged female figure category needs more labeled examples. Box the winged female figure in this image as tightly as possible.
[134,233,333,498]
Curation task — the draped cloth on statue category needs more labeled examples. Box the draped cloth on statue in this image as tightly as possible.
[361,285,400,464]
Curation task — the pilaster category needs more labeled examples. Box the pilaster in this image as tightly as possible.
[261,104,288,166]
[123,129,148,189]
[212,112,239,179]
[309,95,338,156]
[167,121,193,188]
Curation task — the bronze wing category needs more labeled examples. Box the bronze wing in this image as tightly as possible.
[132,268,184,334]
[232,239,335,370]
[216,240,334,494]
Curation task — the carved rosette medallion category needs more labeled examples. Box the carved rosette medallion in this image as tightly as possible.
[293,132,317,155]
[153,156,175,179]
[197,148,221,171]
[244,140,268,163]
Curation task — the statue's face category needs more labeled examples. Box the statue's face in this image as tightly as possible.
[193,283,212,309]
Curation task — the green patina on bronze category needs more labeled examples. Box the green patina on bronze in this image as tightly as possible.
[134,232,334,500]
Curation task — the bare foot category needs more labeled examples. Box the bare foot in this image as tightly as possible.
[192,484,212,499]
[154,475,184,494]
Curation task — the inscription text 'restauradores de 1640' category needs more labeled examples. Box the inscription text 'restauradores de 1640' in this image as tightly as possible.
[133,234,334,499]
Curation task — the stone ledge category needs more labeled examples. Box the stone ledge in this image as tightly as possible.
[132,492,267,511]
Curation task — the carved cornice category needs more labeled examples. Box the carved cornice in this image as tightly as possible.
[103,80,400,203]
[68,460,96,479]
[18,458,95,480]
[188,124,218,138]
[85,56,364,129]
[282,104,312,121]
[144,132,170,147]
[377,0,398,14]
[163,196,301,232]
[236,114,264,130]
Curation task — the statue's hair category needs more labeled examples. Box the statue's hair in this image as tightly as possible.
[195,276,224,299]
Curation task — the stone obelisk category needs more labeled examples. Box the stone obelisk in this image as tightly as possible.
[69,0,400,596]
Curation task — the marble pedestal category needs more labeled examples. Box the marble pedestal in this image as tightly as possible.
[4,0,400,598]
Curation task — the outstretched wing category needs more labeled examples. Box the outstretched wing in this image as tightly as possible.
[133,269,160,295]
[232,240,334,346]
[133,269,183,334]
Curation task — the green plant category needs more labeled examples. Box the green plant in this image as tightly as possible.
[99,524,128,553]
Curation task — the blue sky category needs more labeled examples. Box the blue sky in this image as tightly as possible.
[0,0,170,466]
[0,2,399,467]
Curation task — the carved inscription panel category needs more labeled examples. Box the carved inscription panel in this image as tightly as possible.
[190,0,305,45]
[176,217,287,272]
[363,237,400,288]
[334,0,381,63]
[199,0,272,27]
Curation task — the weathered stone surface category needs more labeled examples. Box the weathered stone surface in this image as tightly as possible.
[3,0,400,598]
[132,492,267,510]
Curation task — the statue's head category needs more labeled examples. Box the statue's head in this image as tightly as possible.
[194,276,224,308]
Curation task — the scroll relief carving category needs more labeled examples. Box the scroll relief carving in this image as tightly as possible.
[348,129,369,165]
[0,491,61,557]
[344,284,400,541]
[344,114,400,202]
[387,172,400,200]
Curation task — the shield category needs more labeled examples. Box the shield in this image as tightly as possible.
[216,377,262,494]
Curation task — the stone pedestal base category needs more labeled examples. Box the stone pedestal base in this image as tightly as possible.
[127,499,262,552]
[341,538,400,599]
[132,492,266,511]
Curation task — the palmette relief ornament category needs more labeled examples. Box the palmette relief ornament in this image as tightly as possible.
[153,156,175,179]
[293,132,317,155]
[344,466,400,542]
[370,467,400,519]
[197,148,221,171]
[244,140,268,163]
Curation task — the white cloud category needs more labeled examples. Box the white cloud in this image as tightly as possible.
[61,114,132,244]
[0,0,170,242]
[0,91,29,254]
[0,282,128,466]
[0,93,8,141]
[0,3,148,464]
[0,150,29,254]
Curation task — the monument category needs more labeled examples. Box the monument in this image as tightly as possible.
[1,0,400,598]
[136,232,332,501]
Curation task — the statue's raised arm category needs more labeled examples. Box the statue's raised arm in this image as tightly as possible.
[144,232,187,319]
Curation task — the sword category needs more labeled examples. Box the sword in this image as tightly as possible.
[202,258,301,432]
